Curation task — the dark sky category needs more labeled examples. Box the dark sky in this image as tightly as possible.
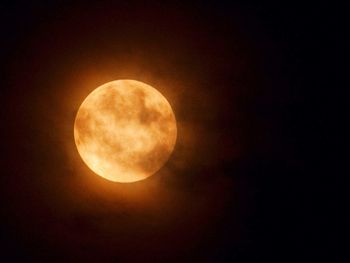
[1,1,336,262]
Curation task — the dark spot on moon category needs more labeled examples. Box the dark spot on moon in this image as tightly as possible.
[98,89,118,114]
[96,132,124,157]
[133,88,164,125]
[75,110,94,144]
[133,88,146,100]
[138,107,162,125]
[136,142,171,174]
[157,115,174,134]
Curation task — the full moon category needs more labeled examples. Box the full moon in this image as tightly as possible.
[74,80,177,183]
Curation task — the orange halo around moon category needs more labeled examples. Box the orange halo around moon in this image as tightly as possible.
[74,80,177,183]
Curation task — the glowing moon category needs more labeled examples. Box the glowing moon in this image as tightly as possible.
[74,80,177,183]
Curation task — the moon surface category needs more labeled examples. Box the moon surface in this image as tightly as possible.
[74,80,177,183]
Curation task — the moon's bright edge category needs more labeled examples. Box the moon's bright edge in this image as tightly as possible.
[74,80,177,183]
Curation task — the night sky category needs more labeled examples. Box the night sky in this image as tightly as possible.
[1,1,336,262]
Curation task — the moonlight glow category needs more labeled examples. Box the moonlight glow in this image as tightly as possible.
[74,80,177,183]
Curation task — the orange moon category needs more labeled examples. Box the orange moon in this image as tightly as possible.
[74,80,177,183]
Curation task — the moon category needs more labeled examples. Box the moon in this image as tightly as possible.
[74,80,177,183]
